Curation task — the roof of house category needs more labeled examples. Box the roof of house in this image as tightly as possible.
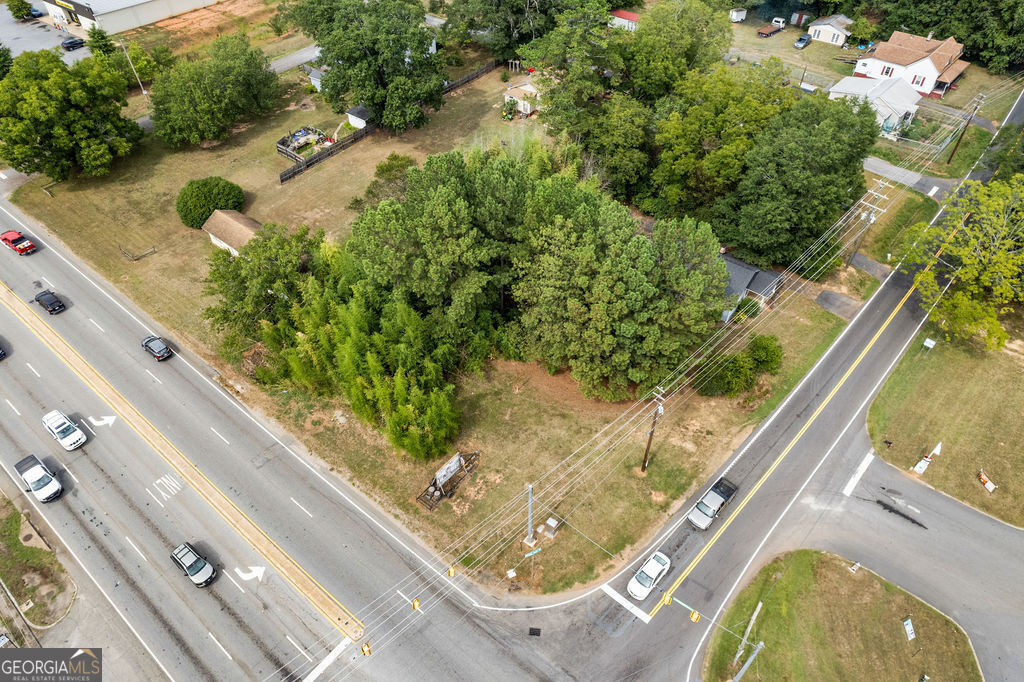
[610,9,640,22]
[723,254,781,299]
[505,82,540,101]
[808,13,853,34]
[202,210,260,251]
[346,105,373,120]
[301,64,324,80]
[869,31,964,75]
[829,76,922,114]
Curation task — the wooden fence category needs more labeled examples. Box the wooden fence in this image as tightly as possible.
[279,60,500,183]
[279,124,377,183]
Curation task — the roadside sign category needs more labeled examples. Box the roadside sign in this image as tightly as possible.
[525,547,541,558]
[0,634,8,647]
[903,617,916,641]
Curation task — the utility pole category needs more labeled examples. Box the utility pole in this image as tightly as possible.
[119,40,149,98]
[734,641,766,681]
[525,484,535,545]
[641,390,665,473]
[946,95,983,165]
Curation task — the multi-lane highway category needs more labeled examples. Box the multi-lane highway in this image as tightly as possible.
[0,198,557,680]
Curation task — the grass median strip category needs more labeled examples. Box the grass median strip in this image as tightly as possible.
[704,550,981,681]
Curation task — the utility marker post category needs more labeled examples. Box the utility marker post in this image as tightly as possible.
[641,389,666,473]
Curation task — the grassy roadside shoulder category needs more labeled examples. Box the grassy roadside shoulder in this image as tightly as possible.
[0,499,70,629]
[704,550,981,681]
[867,323,1024,525]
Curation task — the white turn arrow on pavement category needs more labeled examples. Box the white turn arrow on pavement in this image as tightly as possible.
[234,566,266,582]
[88,416,117,427]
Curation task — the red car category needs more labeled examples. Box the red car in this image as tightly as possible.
[1,230,36,255]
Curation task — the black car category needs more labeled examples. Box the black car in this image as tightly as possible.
[60,37,86,51]
[141,335,173,361]
[34,290,65,314]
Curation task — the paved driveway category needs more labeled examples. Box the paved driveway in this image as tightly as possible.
[0,5,90,65]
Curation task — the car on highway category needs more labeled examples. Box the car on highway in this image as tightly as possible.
[1,230,37,255]
[687,477,738,530]
[141,335,173,361]
[34,290,65,314]
[626,551,671,600]
[794,33,812,49]
[61,37,86,51]
[171,542,217,587]
[14,455,62,503]
[41,410,86,451]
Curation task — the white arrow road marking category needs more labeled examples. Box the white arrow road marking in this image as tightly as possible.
[88,416,116,427]
[234,566,266,583]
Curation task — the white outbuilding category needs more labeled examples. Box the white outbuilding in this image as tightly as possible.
[43,0,217,34]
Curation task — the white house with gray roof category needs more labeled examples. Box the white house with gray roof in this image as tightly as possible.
[829,76,922,134]
[808,14,853,47]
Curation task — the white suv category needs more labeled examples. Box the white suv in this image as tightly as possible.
[41,410,87,451]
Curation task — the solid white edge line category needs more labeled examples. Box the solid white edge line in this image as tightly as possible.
[89,318,104,332]
[842,452,875,497]
[145,368,163,385]
[685,288,936,681]
[286,634,313,663]
[291,498,314,519]
[303,635,351,681]
[224,572,245,595]
[210,427,229,445]
[125,536,148,562]
[207,632,233,661]
[0,462,177,681]
[600,584,651,624]
[5,399,20,416]
[26,362,40,377]
[145,488,165,509]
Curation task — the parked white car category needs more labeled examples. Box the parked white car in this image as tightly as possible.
[627,551,671,600]
[41,410,86,451]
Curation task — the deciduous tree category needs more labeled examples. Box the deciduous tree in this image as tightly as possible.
[6,0,32,21]
[286,0,445,131]
[151,34,278,145]
[586,93,652,198]
[717,94,879,266]
[445,0,576,59]
[87,26,116,55]
[0,43,11,80]
[628,0,731,103]
[900,174,1024,348]
[0,51,141,180]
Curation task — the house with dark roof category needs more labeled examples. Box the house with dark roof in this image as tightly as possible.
[808,14,853,46]
[609,9,639,31]
[202,210,260,257]
[346,105,373,129]
[301,64,325,92]
[721,255,783,322]
[853,31,970,97]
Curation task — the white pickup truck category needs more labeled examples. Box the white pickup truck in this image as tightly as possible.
[687,477,738,530]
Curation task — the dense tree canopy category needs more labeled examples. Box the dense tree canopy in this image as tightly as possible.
[648,61,798,217]
[446,0,576,59]
[0,43,11,81]
[900,174,1024,348]
[286,0,445,131]
[6,0,32,20]
[717,94,879,266]
[628,0,731,103]
[585,93,652,198]
[151,34,279,145]
[518,0,626,137]
[205,141,731,454]
[0,51,141,181]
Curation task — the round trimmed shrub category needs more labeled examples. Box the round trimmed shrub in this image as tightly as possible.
[747,334,783,374]
[176,176,245,229]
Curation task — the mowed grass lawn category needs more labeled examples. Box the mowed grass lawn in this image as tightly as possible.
[11,69,540,351]
[859,173,938,263]
[704,550,981,681]
[868,320,1024,526]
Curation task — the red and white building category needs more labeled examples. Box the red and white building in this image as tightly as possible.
[853,31,970,98]
[609,9,639,31]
